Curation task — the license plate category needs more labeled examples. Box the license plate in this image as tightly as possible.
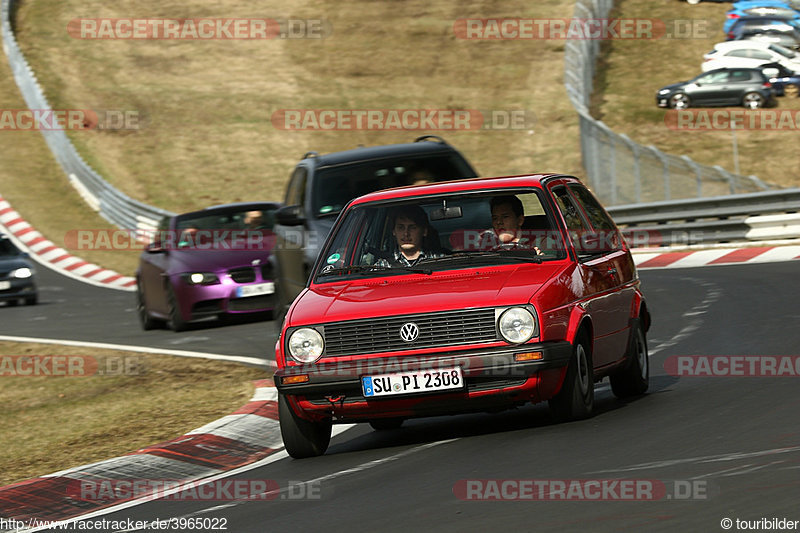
[0,281,10,291]
[236,282,275,298]
[362,367,464,398]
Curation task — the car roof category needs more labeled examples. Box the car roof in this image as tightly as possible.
[303,139,460,169]
[348,174,578,206]
[714,40,774,49]
[177,201,282,218]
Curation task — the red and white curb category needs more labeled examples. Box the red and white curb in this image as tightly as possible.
[0,380,283,530]
[0,195,136,291]
[632,244,800,269]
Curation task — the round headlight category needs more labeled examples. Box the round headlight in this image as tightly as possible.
[189,273,205,284]
[11,267,33,279]
[498,307,536,344]
[288,328,324,363]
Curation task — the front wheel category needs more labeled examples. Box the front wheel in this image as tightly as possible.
[742,92,764,109]
[549,332,594,422]
[24,295,37,305]
[669,93,690,109]
[166,284,188,332]
[278,394,332,458]
[136,282,158,330]
[610,321,649,398]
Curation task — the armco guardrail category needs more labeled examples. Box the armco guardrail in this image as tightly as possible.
[608,188,800,246]
[564,0,777,206]
[1,0,174,233]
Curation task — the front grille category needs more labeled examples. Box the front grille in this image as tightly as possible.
[229,295,274,312]
[323,308,497,357]
[191,299,222,318]
[228,267,256,283]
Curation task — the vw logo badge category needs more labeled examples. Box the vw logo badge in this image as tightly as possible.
[400,322,419,343]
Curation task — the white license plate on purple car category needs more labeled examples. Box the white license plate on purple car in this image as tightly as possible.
[236,282,275,298]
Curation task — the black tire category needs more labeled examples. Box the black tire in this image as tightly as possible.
[668,93,690,110]
[549,331,594,422]
[136,282,158,331]
[610,321,649,398]
[24,295,37,305]
[278,394,332,458]
[6,299,18,307]
[166,284,188,332]
[368,418,404,431]
[742,92,764,109]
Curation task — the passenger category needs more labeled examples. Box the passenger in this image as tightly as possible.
[376,205,444,267]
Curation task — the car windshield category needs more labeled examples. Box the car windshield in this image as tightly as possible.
[311,154,474,218]
[769,43,796,57]
[172,206,277,248]
[0,238,21,257]
[314,190,567,281]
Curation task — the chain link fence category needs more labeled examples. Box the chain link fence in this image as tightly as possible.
[564,0,775,206]
[1,0,173,232]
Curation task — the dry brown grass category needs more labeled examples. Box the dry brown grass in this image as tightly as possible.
[0,341,265,486]
[4,0,581,276]
[593,0,800,187]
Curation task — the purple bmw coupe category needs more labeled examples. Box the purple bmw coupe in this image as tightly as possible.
[136,202,281,331]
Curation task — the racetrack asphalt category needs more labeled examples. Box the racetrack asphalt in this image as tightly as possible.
[14,260,799,533]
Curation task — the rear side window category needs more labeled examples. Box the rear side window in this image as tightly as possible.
[730,70,754,82]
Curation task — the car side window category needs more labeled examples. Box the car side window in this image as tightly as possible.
[568,185,622,252]
[696,71,728,85]
[552,186,592,256]
[730,70,753,82]
[286,167,307,206]
[726,50,750,58]
[751,50,773,61]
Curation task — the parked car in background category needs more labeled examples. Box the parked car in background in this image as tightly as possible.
[272,136,477,324]
[734,27,800,50]
[724,1,800,34]
[761,61,800,95]
[136,202,281,331]
[274,174,651,458]
[656,67,776,108]
[0,234,37,306]
[728,16,800,42]
[702,41,800,72]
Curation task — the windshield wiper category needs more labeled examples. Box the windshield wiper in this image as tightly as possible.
[419,250,543,265]
[317,264,432,278]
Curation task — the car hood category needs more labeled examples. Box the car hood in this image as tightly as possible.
[0,256,33,273]
[658,81,687,92]
[165,249,273,274]
[289,262,566,325]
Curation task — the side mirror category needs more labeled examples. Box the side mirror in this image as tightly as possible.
[276,205,306,226]
[146,242,167,254]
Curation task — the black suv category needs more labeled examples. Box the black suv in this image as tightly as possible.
[272,136,477,320]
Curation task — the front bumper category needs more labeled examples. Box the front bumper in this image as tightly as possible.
[175,280,277,320]
[275,341,573,422]
[0,279,37,302]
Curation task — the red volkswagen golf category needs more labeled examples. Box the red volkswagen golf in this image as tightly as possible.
[275,175,651,458]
